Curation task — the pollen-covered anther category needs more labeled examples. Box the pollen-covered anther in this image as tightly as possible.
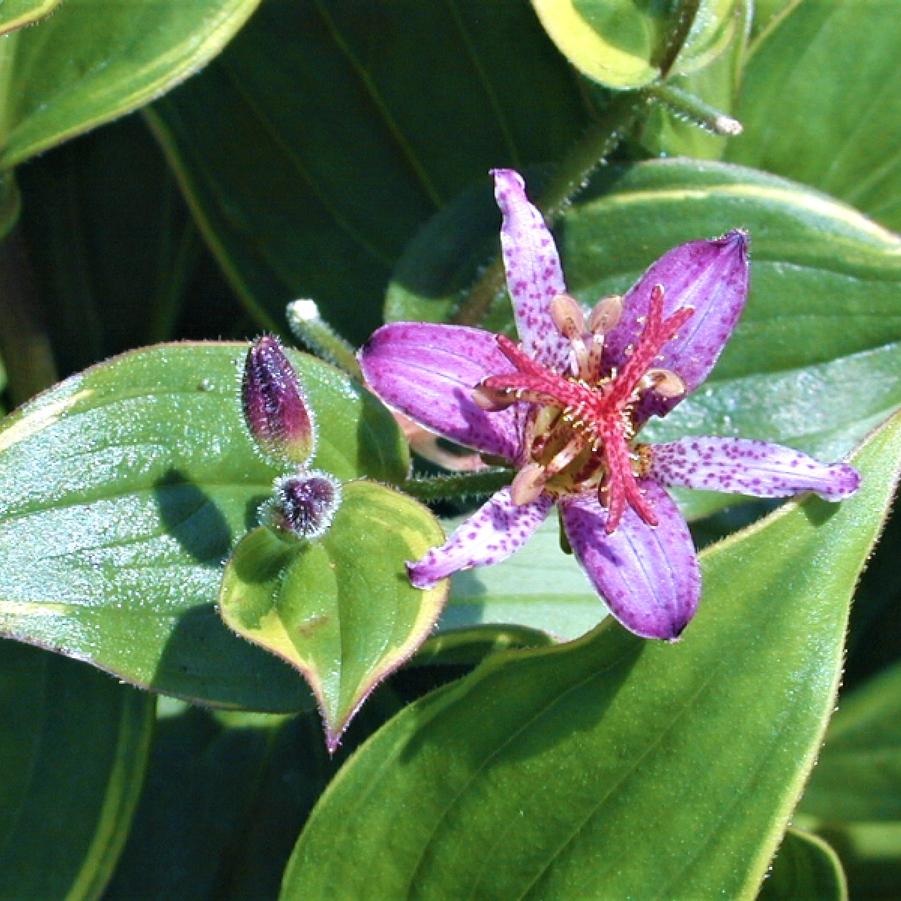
[549,293,586,338]
[640,368,686,398]
[472,383,516,411]
[588,294,624,335]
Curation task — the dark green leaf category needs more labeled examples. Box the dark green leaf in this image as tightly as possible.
[18,115,210,376]
[219,481,447,748]
[726,0,901,230]
[0,343,407,711]
[282,411,901,899]
[0,641,153,900]
[0,0,262,168]
[761,829,848,901]
[148,0,592,341]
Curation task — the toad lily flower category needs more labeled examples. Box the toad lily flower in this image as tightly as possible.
[360,170,860,640]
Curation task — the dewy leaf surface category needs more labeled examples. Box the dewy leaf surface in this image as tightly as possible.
[0,0,261,168]
[283,411,901,900]
[726,0,901,230]
[220,481,447,749]
[0,642,153,900]
[0,343,407,711]
[388,159,901,519]
[147,0,591,341]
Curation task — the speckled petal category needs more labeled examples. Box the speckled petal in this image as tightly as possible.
[492,169,571,371]
[408,488,553,588]
[649,437,861,500]
[561,482,700,640]
[359,322,522,460]
[605,230,750,423]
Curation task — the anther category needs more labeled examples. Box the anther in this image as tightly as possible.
[640,368,686,398]
[549,293,586,339]
[588,294,624,335]
[472,383,516,411]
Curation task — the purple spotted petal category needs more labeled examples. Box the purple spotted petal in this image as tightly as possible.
[492,169,570,371]
[561,482,700,640]
[605,230,750,423]
[359,322,522,460]
[408,487,553,588]
[649,437,861,501]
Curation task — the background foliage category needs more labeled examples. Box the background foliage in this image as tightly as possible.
[0,0,898,898]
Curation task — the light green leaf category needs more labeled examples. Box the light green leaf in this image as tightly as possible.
[761,829,848,901]
[530,0,741,89]
[147,0,592,341]
[219,481,447,748]
[0,343,408,711]
[0,0,262,169]
[726,0,901,230]
[282,411,901,899]
[387,159,901,520]
[808,822,901,901]
[0,641,153,900]
[443,516,606,641]
[0,0,61,35]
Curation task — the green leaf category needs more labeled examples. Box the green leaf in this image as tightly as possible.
[761,829,848,901]
[443,516,606,641]
[0,0,262,169]
[0,343,408,711]
[530,0,741,89]
[18,116,208,376]
[808,822,901,901]
[801,661,901,823]
[282,411,901,899]
[147,0,592,341]
[0,171,19,240]
[219,481,447,748]
[388,159,901,520]
[0,0,61,35]
[726,0,901,230]
[0,641,153,900]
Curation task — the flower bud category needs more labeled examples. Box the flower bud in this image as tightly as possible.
[262,471,342,540]
[242,336,316,465]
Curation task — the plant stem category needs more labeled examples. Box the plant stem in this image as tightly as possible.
[451,91,647,328]
[401,468,513,503]
[647,82,743,136]
[0,227,58,405]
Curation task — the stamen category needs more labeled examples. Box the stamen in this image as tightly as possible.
[510,462,547,505]
[640,368,686,398]
[588,295,624,335]
[472,383,516,411]
[549,293,586,338]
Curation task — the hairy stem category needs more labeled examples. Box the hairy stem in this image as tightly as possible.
[401,468,513,503]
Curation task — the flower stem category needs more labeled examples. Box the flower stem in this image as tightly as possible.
[451,92,647,328]
[647,82,743,136]
[286,298,362,380]
[401,468,513,503]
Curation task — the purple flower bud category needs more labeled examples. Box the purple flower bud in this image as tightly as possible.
[242,336,316,465]
[262,471,342,540]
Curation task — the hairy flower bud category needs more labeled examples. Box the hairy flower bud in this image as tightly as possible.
[262,471,342,540]
[242,336,316,465]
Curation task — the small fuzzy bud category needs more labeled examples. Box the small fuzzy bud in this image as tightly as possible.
[242,336,316,465]
[262,471,342,540]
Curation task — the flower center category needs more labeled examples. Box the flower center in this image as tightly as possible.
[475,285,693,532]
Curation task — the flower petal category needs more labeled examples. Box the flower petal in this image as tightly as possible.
[492,169,571,370]
[649,437,861,500]
[408,487,553,588]
[605,230,750,423]
[359,322,522,460]
[561,482,700,640]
